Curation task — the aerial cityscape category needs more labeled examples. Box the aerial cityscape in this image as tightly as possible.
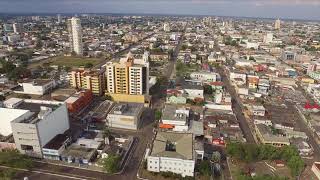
[0,1,320,180]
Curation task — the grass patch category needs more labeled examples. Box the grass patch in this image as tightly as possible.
[48,56,101,67]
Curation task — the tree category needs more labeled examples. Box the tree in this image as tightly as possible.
[203,85,213,95]
[100,154,120,173]
[84,62,93,68]
[198,160,211,176]
[155,110,162,120]
[211,151,221,163]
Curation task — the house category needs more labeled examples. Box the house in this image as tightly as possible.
[251,105,266,117]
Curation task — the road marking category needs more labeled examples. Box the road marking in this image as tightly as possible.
[0,165,95,180]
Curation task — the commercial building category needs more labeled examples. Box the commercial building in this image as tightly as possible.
[65,90,93,114]
[1,98,70,158]
[15,79,56,95]
[190,71,219,84]
[160,105,190,132]
[69,68,106,96]
[147,132,195,177]
[255,124,290,147]
[67,17,83,55]
[106,52,150,104]
[106,103,144,130]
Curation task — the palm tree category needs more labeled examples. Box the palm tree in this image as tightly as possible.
[103,127,112,145]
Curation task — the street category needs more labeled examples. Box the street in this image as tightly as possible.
[218,67,256,144]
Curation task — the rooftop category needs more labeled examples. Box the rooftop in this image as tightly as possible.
[151,132,193,160]
[43,133,70,150]
[162,105,188,122]
[109,103,143,116]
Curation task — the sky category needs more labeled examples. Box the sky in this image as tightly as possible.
[0,0,320,20]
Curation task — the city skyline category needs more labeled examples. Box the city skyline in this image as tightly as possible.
[0,0,320,20]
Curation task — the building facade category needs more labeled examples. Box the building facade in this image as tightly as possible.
[69,68,106,96]
[67,17,83,55]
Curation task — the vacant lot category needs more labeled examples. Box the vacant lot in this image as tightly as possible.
[49,56,102,67]
[28,56,103,69]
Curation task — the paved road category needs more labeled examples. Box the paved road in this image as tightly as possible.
[287,102,320,163]
[163,24,187,79]
[218,67,256,144]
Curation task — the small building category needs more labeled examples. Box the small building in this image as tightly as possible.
[160,105,189,132]
[312,162,320,180]
[251,105,266,117]
[106,103,144,130]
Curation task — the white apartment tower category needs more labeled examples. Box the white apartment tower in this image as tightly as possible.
[163,23,171,32]
[57,14,62,23]
[275,18,281,30]
[13,23,23,33]
[68,17,83,55]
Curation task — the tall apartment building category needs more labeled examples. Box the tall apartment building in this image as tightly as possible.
[163,23,171,32]
[275,18,281,30]
[67,17,83,55]
[105,52,150,103]
[13,23,23,33]
[69,68,106,96]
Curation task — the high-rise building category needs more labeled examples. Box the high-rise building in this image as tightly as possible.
[275,18,281,30]
[69,68,106,96]
[67,17,83,55]
[263,33,273,44]
[13,23,23,33]
[105,52,150,103]
[163,23,171,32]
[57,14,62,23]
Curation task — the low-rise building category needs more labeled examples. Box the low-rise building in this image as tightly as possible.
[147,132,195,177]
[106,103,144,130]
[255,124,290,147]
[16,79,56,95]
[65,90,93,114]
[160,105,189,132]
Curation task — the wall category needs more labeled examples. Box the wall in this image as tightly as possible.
[148,156,195,177]
[11,122,42,158]
[37,104,70,148]
[109,93,146,103]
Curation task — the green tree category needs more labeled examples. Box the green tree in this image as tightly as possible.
[84,62,94,68]
[155,110,162,120]
[203,85,213,95]
[100,154,120,173]
[198,160,211,176]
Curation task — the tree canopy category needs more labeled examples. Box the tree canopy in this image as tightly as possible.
[100,154,120,173]
[226,142,305,177]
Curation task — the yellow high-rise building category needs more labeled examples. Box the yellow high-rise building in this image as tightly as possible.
[105,52,150,104]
